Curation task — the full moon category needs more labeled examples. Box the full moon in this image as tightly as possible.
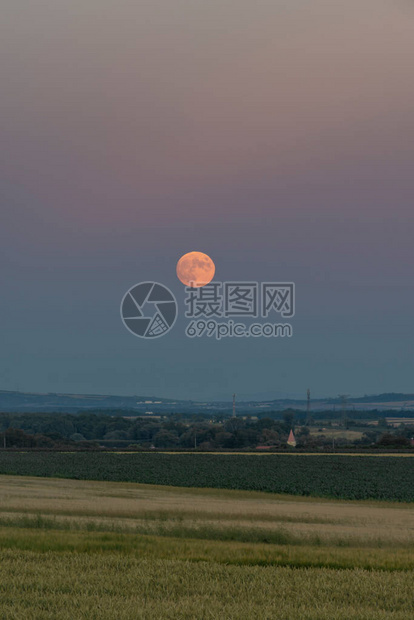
[176,251,215,287]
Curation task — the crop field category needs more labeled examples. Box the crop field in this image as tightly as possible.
[309,429,364,441]
[0,452,413,501]
[0,475,413,619]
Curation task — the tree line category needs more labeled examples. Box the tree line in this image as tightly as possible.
[0,411,413,450]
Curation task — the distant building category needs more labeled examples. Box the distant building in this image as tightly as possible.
[287,430,296,447]
[386,418,414,427]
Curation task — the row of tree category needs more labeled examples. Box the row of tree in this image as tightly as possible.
[0,411,413,449]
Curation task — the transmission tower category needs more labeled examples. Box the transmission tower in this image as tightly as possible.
[232,393,236,417]
[306,389,311,423]
[339,394,349,427]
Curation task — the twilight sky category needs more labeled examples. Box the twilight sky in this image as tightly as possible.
[1,0,414,400]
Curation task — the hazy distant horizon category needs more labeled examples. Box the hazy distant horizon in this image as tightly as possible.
[2,387,414,406]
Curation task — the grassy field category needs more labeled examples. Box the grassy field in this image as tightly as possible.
[0,475,413,618]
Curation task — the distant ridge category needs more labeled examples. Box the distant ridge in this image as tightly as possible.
[350,393,414,404]
[0,390,414,413]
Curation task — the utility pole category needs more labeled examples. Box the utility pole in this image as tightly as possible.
[232,393,236,418]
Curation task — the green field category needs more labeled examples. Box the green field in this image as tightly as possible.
[0,475,413,618]
[0,452,413,501]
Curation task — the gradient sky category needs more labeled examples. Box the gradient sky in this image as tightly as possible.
[1,0,414,400]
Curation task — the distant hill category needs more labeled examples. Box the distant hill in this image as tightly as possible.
[0,391,186,413]
[0,390,414,413]
[352,393,414,404]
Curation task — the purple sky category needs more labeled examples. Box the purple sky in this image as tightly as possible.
[1,0,414,400]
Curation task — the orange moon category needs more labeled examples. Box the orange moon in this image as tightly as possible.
[176,251,215,287]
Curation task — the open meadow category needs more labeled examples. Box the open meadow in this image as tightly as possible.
[0,474,413,618]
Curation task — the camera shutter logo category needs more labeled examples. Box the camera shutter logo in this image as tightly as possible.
[121,282,177,338]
